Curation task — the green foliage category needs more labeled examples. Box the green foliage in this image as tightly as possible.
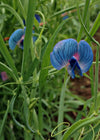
[0,0,100,140]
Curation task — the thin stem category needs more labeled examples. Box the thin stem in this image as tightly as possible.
[57,72,70,140]
[89,65,94,97]
[94,45,99,111]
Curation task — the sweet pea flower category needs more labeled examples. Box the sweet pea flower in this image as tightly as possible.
[9,15,40,50]
[50,39,93,79]
[9,28,37,50]
[61,13,69,20]
[35,14,41,23]
[0,72,8,81]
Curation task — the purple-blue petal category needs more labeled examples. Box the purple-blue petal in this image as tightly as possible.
[50,52,63,70]
[35,14,41,23]
[32,30,37,42]
[50,39,78,70]
[63,15,69,20]
[9,29,24,50]
[78,40,93,73]
[67,56,83,78]
[19,39,24,49]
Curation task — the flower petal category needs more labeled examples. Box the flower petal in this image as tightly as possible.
[1,72,8,81]
[32,30,37,42]
[67,57,83,78]
[78,40,93,73]
[35,14,41,23]
[50,52,63,70]
[9,29,24,50]
[50,39,78,70]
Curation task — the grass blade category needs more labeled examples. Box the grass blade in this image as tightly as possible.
[0,62,17,81]
[94,46,99,111]
[10,95,25,129]
[77,0,90,41]
[0,101,9,136]
[89,65,94,96]
[57,74,70,140]
[0,3,24,28]
[50,3,84,18]
[76,2,99,46]
[0,34,18,80]
[62,115,100,140]
[85,12,100,42]
[17,0,26,20]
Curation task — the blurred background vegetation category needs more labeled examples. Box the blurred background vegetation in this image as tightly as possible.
[0,0,100,140]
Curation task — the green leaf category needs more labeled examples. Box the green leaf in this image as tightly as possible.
[0,3,24,28]
[57,75,70,140]
[85,12,100,42]
[10,95,25,129]
[94,46,99,111]
[77,0,90,41]
[23,58,39,82]
[17,0,26,20]
[0,34,18,80]
[0,101,9,136]
[83,122,100,140]
[62,115,100,140]
[76,2,100,46]
[0,62,17,81]
[21,0,36,81]
[50,3,85,18]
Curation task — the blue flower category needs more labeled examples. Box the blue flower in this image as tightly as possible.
[62,15,69,20]
[50,39,93,79]
[9,15,41,50]
[9,28,25,50]
[0,72,8,81]
[35,14,41,23]
[61,13,69,20]
[9,28,37,50]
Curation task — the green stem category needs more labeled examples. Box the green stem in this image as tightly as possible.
[21,0,36,81]
[0,101,9,136]
[33,109,39,140]
[38,95,42,134]
[57,72,70,140]
[89,64,94,97]
[50,3,85,18]
[94,45,99,111]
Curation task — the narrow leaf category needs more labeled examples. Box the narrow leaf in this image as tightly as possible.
[21,0,36,81]
[0,34,18,80]
[0,101,9,136]
[62,115,100,140]
[0,4,24,28]
[0,62,17,81]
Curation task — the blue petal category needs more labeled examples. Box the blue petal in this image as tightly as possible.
[35,14,41,23]
[50,39,78,70]
[67,56,83,78]
[19,39,24,49]
[9,29,24,50]
[32,30,37,42]
[78,40,93,73]
[63,15,69,20]
[50,52,63,70]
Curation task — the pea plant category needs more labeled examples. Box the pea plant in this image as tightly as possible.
[0,0,100,140]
